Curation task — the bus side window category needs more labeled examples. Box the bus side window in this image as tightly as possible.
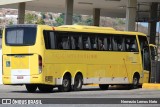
[138,36,150,71]
[43,31,57,49]
[98,37,104,50]
[117,36,124,51]
[107,36,112,51]
[71,33,82,50]
[113,36,124,51]
[100,35,112,51]
[112,36,118,51]
[150,46,157,60]
[103,37,108,50]
[43,31,51,49]
[56,33,63,49]
[49,32,55,49]
[71,36,76,49]
[90,36,97,50]
[62,36,70,49]
[82,35,91,50]
[125,36,138,52]
[56,32,70,50]
[78,35,83,50]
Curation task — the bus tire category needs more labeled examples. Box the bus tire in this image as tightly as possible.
[25,84,37,93]
[130,76,139,89]
[73,74,83,91]
[38,85,54,92]
[99,84,109,90]
[58,75,71,92]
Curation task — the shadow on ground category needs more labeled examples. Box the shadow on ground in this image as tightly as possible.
[10,85,140,93]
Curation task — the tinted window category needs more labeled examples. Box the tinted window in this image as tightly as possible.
[5,27,37,46]
[138,36,150,71]
[71,35,82,50]
[56,33,70,49]
[113,36,124,51]
[43,30,139,53]
[138,36,148,51]
[98,36,112,51]
[90,36,97,50]
[82,36,91,50]
[125,36,138,52]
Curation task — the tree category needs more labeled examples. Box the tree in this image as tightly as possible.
[59,13,65,20]
[36,18,45,25]
[48,14,53,20]
[54,17,64,26]
[84,17,93,25]
[40,12,46,19]
[73,14,82,24]
[9,20,14,25]
[54,13,64,26]
[25,13,37,24]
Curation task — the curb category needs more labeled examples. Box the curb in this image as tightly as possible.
[142,83,160,89]
[86,84,98,86]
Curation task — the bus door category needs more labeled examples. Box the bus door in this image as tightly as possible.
[138,36,151,82]
[149,44,158,82]
[149,44,157,61]
[124,36,139,79]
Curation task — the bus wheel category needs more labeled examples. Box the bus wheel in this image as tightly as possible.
[73,74,83,91]
[130,76,139,89]
[38,85,54,92]
[58,75,71,92]
[25,84,37,93]
[133,76,139,89]
[99,84,109,90]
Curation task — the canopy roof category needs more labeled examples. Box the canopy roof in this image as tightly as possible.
[0,0,160,20]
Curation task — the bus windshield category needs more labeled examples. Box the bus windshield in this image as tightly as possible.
[5,27,37,46]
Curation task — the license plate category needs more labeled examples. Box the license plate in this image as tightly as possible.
[17,76,23,79]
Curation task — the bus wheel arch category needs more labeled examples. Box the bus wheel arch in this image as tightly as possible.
[73,72,83,91]
[131,72,140,89]
[25,84,37,93]
[58,72,72,92]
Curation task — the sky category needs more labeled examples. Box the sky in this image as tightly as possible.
[140,22,160,33]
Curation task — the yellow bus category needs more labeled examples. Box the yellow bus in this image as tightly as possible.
[2,24,151,92]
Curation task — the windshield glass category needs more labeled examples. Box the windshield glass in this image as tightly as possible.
[5,27,37,46]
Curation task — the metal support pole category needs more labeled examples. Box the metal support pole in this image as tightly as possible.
[18,2,26,24]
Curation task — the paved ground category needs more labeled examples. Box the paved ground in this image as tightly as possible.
[0,85,160,98]
[0,85,160,107]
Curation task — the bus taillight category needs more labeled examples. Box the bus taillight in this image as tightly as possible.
[39,55,42,74]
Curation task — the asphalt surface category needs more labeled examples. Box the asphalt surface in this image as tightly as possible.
[0,85,159,107]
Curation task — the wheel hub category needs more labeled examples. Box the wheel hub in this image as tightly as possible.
[133,78,138,85]
[63,79,69,87]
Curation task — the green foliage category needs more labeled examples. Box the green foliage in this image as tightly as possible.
[59,13,65,19]
[41,12,46,19]
[36,18,45,25]
[73,14,82,24]
[9,20,13,25]
[54,13,94,26]
[25,13,37,24]
[54,13,64,26]
[115,18,125,25]
[54,17,64,26]
[48,14,53,20]
[84,17,93,25]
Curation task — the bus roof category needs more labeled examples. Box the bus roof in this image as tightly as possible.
[5,24,37,28]
[54,25,146,36]
[57,25,116,31]
[4,24,146,37]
